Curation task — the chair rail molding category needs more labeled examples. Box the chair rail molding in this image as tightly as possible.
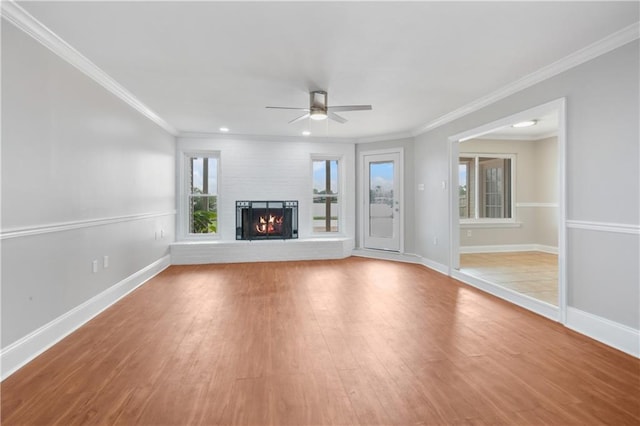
[1,211,176,240]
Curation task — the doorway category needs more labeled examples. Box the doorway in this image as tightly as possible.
[449,99,566,322]
[361,149,403,252]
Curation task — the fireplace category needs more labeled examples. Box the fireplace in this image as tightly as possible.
[236,201,298,240]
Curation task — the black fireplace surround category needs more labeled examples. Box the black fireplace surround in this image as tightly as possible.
[236,201,298,240]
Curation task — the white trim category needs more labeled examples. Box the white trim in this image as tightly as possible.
[460,221,522,229]
[352,249,450,276]
[566,307,639,358]
[310,155,344,237]
[460,244,558,254]
[358,148,404,253]
[475,131,558,141]
[452,270,560,321]
[177,151,221,241]
[516,202,558,208]
[0,0,177,136]
[178,132,356,145]
[0,255,171,380]
[567,220,640,235]
[413,23,639,136]
[0,211,176,240]
[356,131,414,144]
[448,98,568,323]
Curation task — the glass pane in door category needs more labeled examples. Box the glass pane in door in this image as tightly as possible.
[369,161,394,238]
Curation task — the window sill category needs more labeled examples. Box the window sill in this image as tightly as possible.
[460,221,522,229]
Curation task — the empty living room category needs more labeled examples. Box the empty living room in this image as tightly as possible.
[1,1,639,425]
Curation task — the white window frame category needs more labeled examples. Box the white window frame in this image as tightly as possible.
[311,155,343,236]
[177,150,221,240]
[459,152,516,225]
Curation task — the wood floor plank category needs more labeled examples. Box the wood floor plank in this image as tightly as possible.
[2,257,638,425]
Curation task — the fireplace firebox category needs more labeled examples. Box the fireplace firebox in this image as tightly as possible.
[236,201,298,240]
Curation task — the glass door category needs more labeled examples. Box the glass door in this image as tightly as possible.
[363,152,401,251]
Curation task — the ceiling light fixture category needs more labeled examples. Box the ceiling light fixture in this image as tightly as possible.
[512,120,537,128]
[219,127,229,132]
[310,109,327,121]
[302,130,311,136]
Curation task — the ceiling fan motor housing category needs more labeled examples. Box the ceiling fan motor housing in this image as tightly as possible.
[310,91,328,119]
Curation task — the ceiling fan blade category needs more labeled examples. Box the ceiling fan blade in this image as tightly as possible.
[327,105,372,112]
[288,113,310,124]
[328,112,347,124]
[266,106,310,111]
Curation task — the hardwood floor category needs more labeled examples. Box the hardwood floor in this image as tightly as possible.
[460,251,558,305]
[2,257,638,425]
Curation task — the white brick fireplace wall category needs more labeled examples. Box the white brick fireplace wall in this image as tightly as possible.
[171,135,356,264]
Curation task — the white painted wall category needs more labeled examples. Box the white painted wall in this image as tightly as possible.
[1,22,176,348]
[176,136,355,242]
[459,137,558,248]
[414,40,639,329]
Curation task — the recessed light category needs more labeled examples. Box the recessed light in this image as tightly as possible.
[219,127,229,132]
[512,120,537,128]
[302,130,311,136]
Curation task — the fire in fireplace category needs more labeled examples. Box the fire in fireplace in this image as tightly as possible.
[236,201,298,240]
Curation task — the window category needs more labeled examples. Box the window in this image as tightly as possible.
[459,154,513,220]
[187,154,218,235]
[312,159,339,233]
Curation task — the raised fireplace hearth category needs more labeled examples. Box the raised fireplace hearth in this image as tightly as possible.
[236,200,298,240]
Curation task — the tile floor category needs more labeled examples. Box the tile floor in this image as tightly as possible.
[459,251,558,305]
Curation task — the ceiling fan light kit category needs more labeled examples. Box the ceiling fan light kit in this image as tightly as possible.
[266,90,372,124]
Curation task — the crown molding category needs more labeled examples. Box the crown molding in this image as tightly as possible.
[412,22,640,136]
[177,131,357,144]
[356,131,414,144]
[1,0,178,136]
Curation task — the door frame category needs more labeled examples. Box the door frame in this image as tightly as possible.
[448,98,567,323]
[358,147,404,253]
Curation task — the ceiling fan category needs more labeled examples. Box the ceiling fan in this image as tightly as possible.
[266,90,372,124]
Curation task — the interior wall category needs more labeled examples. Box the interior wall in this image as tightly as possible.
[459,137,558,249]
[414,40,639,329]
[176,136,356,242]
[1,21,176,348]
[355,137,415,253]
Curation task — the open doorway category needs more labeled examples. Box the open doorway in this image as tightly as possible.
[449,99,566,322]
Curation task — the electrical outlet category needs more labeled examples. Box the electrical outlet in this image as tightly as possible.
[92,260,98,273]
[418,183,425,191]
[467,230,472,237]
[433,237,438,245]
[103,255,109,268]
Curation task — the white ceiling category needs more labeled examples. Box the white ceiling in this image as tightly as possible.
[16,1,639,139]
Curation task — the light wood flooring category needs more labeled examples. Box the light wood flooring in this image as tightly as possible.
[2,257,638,425]
[460,251,558,305]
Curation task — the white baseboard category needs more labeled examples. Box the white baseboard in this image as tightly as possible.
[351,249,449,276]
[566,307,639,358]
[460,244,558,254]
[452,270,560,321]
[1,255,171,381]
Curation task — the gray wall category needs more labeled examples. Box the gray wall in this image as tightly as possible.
[1,22,176,347]
[413,40,639,329]
[460,137,558,248]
